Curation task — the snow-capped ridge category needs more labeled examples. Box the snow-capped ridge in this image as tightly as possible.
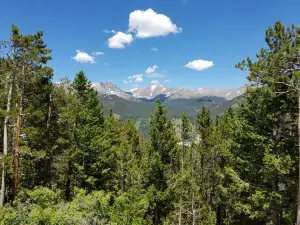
[90,82,245,101]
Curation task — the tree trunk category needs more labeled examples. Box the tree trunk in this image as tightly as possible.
[46,94,52,129]
[0,73,15,206]
[182,141,185,174]
[121,152,125,192]
[297,92,300,225]
[192,209,196,225]
[65,160,72,201]
[154,204,158,225]
[178,140,185,225]
[178,206,182,225]
[12,66,25,201]
[192,192,196,225]
[43,93,52,187]
[271,126,281,225]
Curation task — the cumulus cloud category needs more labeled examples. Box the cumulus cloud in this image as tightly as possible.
[108,32,133,49]
[92,51,104,56]
[145,65,158,74]
[126,74,143,83]
[72,50,95,64]
[151,80,160,84]
[128,9,182,38]
[151,47,158,51]
[185,59,214,71]
[146,72,166,78]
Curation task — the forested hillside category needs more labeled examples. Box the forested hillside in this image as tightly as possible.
[0,22,299,225]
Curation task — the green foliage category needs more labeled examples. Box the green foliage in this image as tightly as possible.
[0,22,299,225]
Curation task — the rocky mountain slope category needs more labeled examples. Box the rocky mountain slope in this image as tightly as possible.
[92,82,140,101]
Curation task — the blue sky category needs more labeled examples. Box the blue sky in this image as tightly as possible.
[0,0,299,90]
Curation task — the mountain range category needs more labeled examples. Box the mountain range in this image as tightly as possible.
[92,82,245,102]
[90,82,245,133]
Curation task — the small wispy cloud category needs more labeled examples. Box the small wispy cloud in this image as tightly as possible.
[125,74,143,83]
[181,0,188,4]
[151,47,158,51]
[104,29,116,34]
[145,65,158,73]
[151,80,160,85]
[164,80,170,83]
[92,52,104,56]
[124,80,132,84]
[146,72,166,78]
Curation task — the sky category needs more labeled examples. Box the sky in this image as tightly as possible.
[0,0,299,90]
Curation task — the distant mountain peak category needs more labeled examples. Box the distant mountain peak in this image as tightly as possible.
[92,82,139,101]
[92,82,245,101]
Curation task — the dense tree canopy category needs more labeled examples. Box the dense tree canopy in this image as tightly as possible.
[0,22,299,225]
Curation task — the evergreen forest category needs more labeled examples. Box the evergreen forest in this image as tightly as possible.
[0,22,300,225]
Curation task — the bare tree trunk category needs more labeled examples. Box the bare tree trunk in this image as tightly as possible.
[12,66,25,201]
[0,73,15,206]
[297,92,300,225]
[46,93,52,129]
[181,141,185,174]
[178,141,185,225]
[192,193,196,225]
[192,209,196,225]
[271,125,281,225]
[178,206,182,225]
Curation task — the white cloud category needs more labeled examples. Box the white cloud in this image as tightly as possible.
[135,77,143,82]
[185,59,214,71]
[151,47,158,51]
[146,72,166,78]
[104,62,109,66]
[72,50,95,64]
[104,29,116,34]
[92,51,104,56]
[128,9,182,38]
[151,80,160,84]
[108,32,133,49]
[145,65,158,73]
[128,74,142,80]
[164,80,170,83]
[127,74,143,83]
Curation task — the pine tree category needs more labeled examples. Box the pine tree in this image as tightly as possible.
[0,25,53,203]
[231,21,299,224]
[148,99,178,225]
